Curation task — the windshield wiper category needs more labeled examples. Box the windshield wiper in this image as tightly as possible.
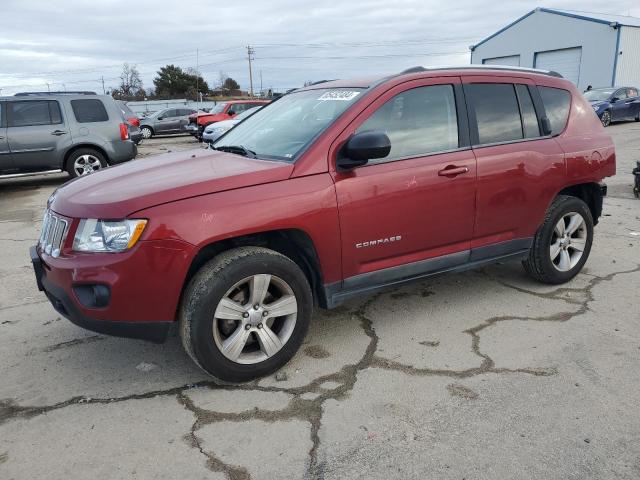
[213,145,257,159]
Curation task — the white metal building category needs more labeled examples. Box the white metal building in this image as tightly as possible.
[470,8,640,89]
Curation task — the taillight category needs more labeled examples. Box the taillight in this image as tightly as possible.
[129,117,140,127]
[119,123,129,141]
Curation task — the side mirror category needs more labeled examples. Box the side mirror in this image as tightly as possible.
[157,116,164,120]
[610,97,619,103]
[337,130,391,170]
[228,110,235,116]
[540,117,552,136]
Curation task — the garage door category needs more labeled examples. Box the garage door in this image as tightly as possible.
[534,47,582,84]
[482,55,521,66]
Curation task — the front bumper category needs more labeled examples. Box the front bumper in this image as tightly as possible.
[30,245,178,343]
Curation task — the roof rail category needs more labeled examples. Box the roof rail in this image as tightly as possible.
[14,91,98,96]
[399,65,563,78]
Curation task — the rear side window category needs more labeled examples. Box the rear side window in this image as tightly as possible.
[71,99,109,123]
[515,85,540,138]
[538,87,571,136]
[8,100,62,127]
[357,84,459,162]
[466,83,523,145]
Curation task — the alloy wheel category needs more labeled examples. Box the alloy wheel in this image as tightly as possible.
[549,212,587,272]
[212,274,298,364]
[73,154,102,176]
[141,127,152,139]
[601,110,611,127]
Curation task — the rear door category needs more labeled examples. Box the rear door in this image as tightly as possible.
[6,99,71,172]
[0,102,13,173]
[464,78,567,253]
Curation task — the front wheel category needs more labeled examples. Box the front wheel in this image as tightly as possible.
[179,247,312,382]
[600,110,611,127]
[141,126,153,139]
[523,195,594,284]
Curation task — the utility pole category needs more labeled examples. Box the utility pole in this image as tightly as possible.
[247,46,255,98]
[46,82,50,93]
[101,76,105,94]
[260,70,263,97]
[196,48,200,111]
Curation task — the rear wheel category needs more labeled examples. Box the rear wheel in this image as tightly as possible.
[600,110,611,127]
[179,247,312,382]
[523,195,593,284]
[66,148,106,178]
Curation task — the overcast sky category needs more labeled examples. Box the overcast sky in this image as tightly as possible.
[1,0,639,96]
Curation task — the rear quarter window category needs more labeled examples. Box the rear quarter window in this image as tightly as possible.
[71,99,109,123]
[538,87,571,136]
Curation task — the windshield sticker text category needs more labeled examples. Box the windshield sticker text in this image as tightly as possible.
[318,91,361,101]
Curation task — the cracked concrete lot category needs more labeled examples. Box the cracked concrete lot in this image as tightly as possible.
[1,127,639,479]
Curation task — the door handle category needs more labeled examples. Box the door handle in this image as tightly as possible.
[51,130,68,136]
[438,165,469,177]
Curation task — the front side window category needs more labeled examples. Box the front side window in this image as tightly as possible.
[614,89,628,100]
[8,100,62,127]
[356,84,458,162]
[71,99,108,123]
[214,88,364,161]
[628,88,638,98]
[538,86,571,136]
[466,83,523,145]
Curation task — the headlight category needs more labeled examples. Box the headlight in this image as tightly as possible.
[73,219,147,253]
[592,105,599,111]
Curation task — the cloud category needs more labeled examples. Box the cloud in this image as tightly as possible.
[1,0,638,95]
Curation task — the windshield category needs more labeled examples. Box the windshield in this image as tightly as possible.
[208,103,228,114]
[214,88,365,160]
[584,89,614,102]
[235,106,261,121]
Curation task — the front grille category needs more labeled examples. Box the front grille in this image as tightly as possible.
[39,209,69,258]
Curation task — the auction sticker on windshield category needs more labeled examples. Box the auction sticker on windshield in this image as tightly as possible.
[317,91,361,101]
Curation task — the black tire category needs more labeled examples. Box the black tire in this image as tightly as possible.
[141,126,153,139]
[179,247,313,382]
[66,148,107,178]
[523,195,594,284]
[600,110,611,127]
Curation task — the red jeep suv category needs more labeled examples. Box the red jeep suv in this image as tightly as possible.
[31,66,615,382]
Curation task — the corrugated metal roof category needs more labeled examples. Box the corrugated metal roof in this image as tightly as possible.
[544,8,640,27]
[471,7,640,50]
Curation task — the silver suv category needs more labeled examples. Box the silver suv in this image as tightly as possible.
[0,92,137,179]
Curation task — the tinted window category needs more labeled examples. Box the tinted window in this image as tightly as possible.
[357,84,458,162]
[515,85,540,138]
[161,109,176,118]
[8,100,62,127]
[71,99,108,123]
[629,88,639,98]
[538,87,571,136]
[467,83,523,144]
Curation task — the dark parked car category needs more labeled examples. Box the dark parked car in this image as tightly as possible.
[32,66,614,382]
[584,86,640,127]
[1,92,137,178]
[139,107,196,139]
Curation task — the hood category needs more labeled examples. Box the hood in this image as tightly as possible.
[50,149,294,219]
[589,100,608,109]
[205,119,238,131]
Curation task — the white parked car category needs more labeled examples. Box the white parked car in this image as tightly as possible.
[202,106,262,144]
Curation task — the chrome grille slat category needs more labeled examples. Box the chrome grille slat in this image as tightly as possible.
[39,209,69,257]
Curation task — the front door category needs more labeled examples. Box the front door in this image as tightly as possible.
[331,78,477,286]
[6,99,70,172]
[610,89,630,121]
[156,109,181,133]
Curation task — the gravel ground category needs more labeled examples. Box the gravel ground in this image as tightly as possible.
[0,125,639,480]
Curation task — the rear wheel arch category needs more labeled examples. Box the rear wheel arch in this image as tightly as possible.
[179,229,327,314]
[63,144,109,169]
[556,182,604,225]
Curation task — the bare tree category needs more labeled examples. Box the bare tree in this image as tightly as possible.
[118,63,143,97]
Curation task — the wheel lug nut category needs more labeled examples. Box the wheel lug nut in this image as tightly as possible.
[244,324,251,330]
[243,312,249,318]
[262,311,269,317]
[254,304,259,310]
[257,323,263,329]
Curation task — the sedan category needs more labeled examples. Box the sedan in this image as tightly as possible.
[202,106,263,144]
[139,107,196,139]
[585,86,640,127]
